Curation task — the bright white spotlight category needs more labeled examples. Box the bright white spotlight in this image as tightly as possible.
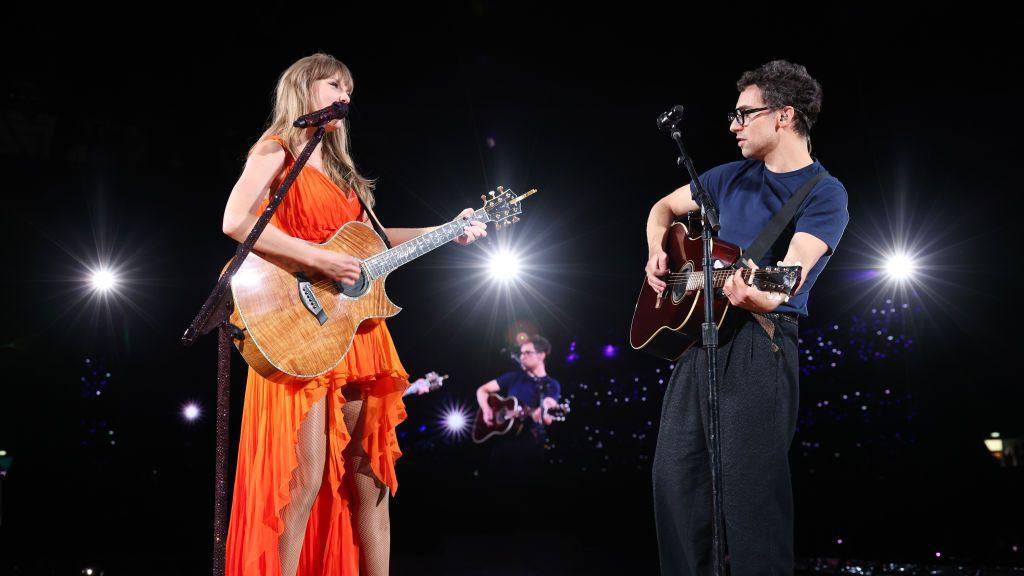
[489,250,521,283]
[90,268,118,292]
[444,409,467,432]
[437,401,473,440]
[883,253,916,281]
[183,403,201,422]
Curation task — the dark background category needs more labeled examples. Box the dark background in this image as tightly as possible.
[1,3,1021,574]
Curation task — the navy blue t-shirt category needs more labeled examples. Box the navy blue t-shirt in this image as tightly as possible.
[495,370,562,428]
[691,159,849,316]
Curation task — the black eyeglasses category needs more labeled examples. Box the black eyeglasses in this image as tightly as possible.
[727,106,772,126]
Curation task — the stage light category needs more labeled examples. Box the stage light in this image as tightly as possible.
[985,438,1004,454]
[488,249,521,283]
[437,401,473,441]
[183,403,201,422]
[444,409,467,432]
[90,268,118,292]
[0,450,6,457]
[883,252,916,282]
[602,344,618,359]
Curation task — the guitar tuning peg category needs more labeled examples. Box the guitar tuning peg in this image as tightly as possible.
[512,216,519,223]
[489,190,496,197]
[481,194,487,201]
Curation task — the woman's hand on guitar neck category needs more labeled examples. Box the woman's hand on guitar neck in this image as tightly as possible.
[645,250,669,294]
[306,247,362,286]
[453,207,488,245]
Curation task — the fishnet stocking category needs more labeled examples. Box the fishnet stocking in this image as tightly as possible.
[342,399,391,576]
[278,397,327,576]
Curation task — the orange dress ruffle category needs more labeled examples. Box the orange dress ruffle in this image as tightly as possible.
[225,136,408,576]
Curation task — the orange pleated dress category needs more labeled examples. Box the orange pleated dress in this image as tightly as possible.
[225,135,409,576]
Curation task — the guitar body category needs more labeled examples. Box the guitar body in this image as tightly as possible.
[472,394,522,444]
[228,220,401,386]
[629,222,741,361]
[471,393,569,444]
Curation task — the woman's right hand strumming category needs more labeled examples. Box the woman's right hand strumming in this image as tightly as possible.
[307,248,362,286]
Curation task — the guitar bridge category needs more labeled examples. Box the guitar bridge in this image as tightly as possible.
[295,272,328,325]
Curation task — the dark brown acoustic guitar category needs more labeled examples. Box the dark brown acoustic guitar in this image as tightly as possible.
[629,220,801,361]
[471,393,570,444]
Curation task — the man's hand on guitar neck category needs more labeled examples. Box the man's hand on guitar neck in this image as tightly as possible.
[531,397,559,426]
[722,259,783,314]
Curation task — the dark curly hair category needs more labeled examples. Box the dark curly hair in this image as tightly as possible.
[737,60,823,137]
[524,334,551,355]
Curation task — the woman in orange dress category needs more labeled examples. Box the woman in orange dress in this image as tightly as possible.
[220,53,487,576]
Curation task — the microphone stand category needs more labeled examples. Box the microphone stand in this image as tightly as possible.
[665,121,727,576]
[181,109,334,576]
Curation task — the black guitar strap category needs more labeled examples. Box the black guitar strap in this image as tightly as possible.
[739,170,829,268]
[355,194,393,250]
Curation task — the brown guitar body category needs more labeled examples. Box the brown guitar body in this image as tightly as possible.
[228,221,400,386]
[628,222,741,361]
[472,394,522,444]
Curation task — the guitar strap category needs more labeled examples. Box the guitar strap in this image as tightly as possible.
[355,195,393,250]
[738,169,829,268]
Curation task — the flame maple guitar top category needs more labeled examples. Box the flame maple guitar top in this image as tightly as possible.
[227,220,400,386]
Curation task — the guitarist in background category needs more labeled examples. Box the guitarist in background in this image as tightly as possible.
[475,335,562,485]
[645,60,849,575]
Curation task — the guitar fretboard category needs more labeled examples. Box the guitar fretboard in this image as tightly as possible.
[364,208,488,279]
[670,269,767,291]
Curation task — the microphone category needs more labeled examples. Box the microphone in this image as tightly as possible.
[293,102,349,128]
[499,347,523,368]
[656,105,685,132]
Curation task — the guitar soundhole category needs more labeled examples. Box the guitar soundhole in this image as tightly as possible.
[337,271,370,298]
[671,262,693,305]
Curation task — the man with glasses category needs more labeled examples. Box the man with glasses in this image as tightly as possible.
[475,335,561,484]
[645,60,849,574]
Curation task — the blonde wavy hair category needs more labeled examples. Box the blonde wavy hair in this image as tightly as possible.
[259,53,375,207]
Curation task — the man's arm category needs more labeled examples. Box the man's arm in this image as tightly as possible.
[645,184,701,294]
[476,380,500,425]
[722,232,830,313]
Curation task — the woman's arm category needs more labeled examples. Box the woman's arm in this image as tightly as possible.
[222,140,361,285]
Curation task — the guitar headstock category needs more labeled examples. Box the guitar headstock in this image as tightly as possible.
[751,265,802,296]
[479,186,537,230]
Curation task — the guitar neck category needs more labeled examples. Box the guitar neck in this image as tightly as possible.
[363,209,488,279]
[680,268,762,291]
